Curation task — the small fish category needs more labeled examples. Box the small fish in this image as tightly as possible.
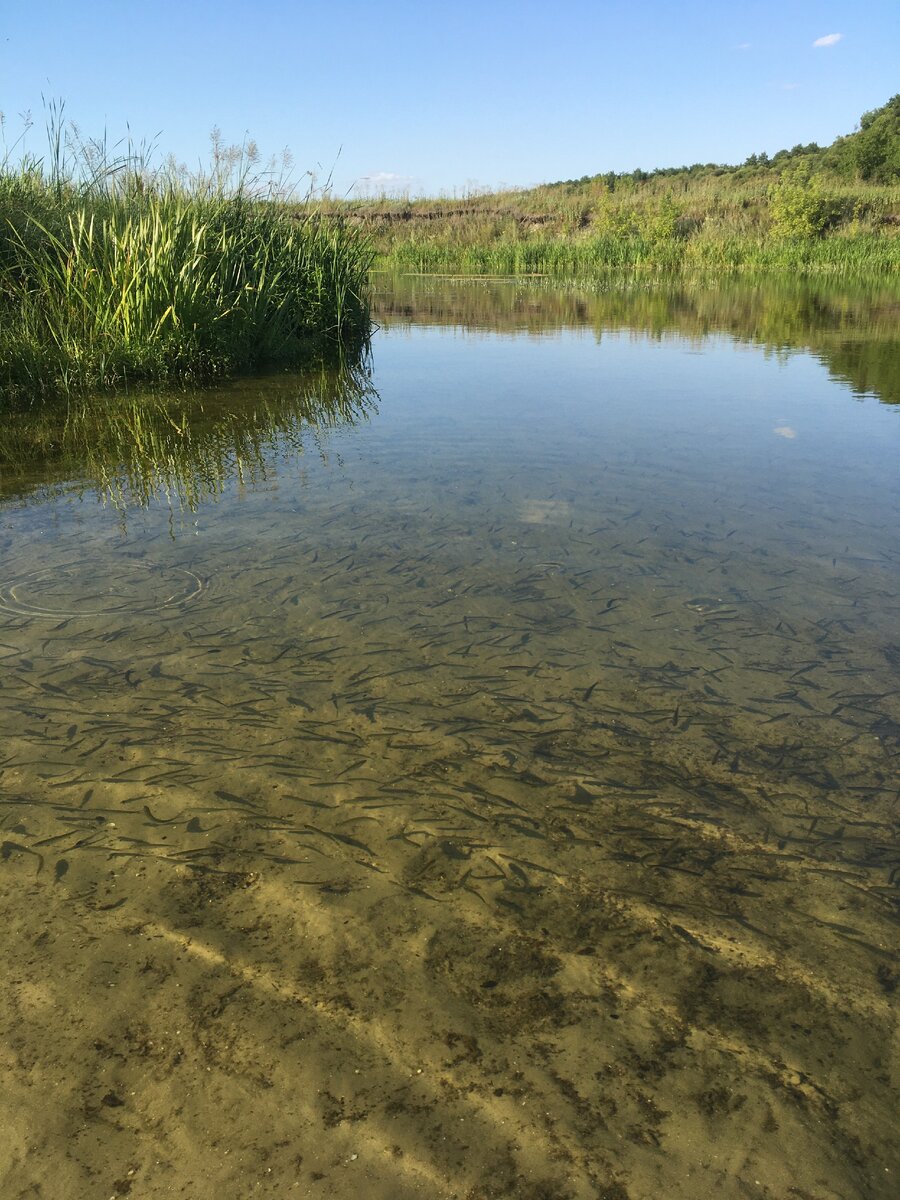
[142,805,185,825]
[214,789,260,809]
[1,841,44,875]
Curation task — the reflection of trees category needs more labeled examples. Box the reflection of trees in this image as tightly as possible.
[372,274,900,406]
[0,356,377,511]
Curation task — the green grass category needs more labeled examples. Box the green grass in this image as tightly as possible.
[380,231,895,275]
[2,101,897,408]
[0,142,374,403]
[370,223,899,278]
[324,109,900,277]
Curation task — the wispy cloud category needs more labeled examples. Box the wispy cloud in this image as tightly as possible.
[359,171,408,186]
[736,42,752,50]
[813,33,843,47]
[781,82,801,90]
[351,171,417,196]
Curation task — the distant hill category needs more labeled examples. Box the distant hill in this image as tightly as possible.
[332,97,899,275]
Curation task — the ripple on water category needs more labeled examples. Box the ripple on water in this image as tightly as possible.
[0,560,205,618]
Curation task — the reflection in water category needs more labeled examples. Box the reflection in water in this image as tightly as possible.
[374,272,900,406]
[0,355,377,511]
[0,277,898,1200]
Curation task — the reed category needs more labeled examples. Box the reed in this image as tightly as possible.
[375,224,899,277]
[0,129,373,402]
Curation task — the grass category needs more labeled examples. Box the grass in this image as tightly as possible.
[2,104,897,409]
[379,230,899,276]
[325,156,900,277]
[0,123,374,403]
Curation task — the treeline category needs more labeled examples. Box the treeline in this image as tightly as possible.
[550,94,900,191]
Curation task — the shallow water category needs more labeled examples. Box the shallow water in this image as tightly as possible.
[0,276,898,1200]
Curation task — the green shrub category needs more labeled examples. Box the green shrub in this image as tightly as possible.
[768,166,836,239]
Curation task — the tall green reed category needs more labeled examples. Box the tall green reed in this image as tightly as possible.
[0,114,373,402]
[382,229,898,277]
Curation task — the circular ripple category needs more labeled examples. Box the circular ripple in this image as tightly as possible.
[0,562,205,618]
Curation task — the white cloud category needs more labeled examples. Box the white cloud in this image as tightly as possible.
[813,33,843,47]
[351,171,416,195]
[360,172,406,185]
[736,42,752,50]
[781,82,801,90]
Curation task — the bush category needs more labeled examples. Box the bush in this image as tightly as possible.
[768,166,836,238]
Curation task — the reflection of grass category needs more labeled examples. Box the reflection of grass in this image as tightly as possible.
[373,273,900,406]
[0,357,377,511]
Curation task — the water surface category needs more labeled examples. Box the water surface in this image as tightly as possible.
[1,276,898,1200]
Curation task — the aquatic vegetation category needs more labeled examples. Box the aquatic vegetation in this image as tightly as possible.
[0,122,373,402]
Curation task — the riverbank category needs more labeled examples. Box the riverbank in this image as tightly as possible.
[334,173,899,276]
[373,230,898,275]
[324,106,900,276]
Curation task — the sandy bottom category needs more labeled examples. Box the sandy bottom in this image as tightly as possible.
[1,513,897,1199]
[1,803,897,1200]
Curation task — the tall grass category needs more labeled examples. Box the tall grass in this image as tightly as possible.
[330,167,899,277]
[382,229,899,276]
[0,123,373,402]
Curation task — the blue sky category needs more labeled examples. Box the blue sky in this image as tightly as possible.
[2,1,897,196]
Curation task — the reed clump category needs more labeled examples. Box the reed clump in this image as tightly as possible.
[0,122,373,402]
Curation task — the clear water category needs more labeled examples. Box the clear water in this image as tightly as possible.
[1,276,898,1200]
